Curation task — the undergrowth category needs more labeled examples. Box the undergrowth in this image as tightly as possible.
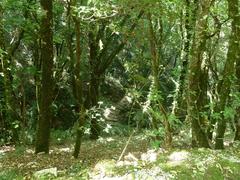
[1,129,240,179]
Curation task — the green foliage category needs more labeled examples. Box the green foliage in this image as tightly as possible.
[51,129,73,145]
[1,1,240,179]
[66,163,89,179]
[0,169,23,180]
[223,106,236,120]
[211,112,222,121]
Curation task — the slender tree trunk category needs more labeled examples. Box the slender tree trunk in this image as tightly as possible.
[35,0,53,154]
[32,39,41,130]
[0,4,5,134]
[88,30,101,140]
[215,0,240,148]
[206,15,222,141]
[187,0,214,148]
[72,13,86,158]
[85,73,101,140]
[66,1,76,100]
[235,59,240,141]
[233,0,240,141]
[174,0,197,119]
[147,13,172,148]
[65,0,87,158]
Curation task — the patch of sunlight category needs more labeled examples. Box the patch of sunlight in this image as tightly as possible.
[98,137,115,143]
[219,154,240,163]
[25,149,34,154]
[0,150,5,158]
[117,153,138,167]
[169,151,189,162]
[59,147,71,153]
[167,151,189,166]
[26,161,38,168]
[224,141,233,146]
[134,167,172,180]
[141,149,158,163]
[34,167,57,178]
[0,146,15,153]
[92,160,116,179]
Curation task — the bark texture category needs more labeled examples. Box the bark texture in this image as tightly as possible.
[187,0,214,148]
[35,0,54,154]
[215,0,240,148]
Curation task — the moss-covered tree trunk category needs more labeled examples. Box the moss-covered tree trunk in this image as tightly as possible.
[72,9,86,158]
[35,0,53,154]
[88,29,101,140]
[234,22,240,140]
[215,0,240,148]
[187,0,214,148]
[233,0,240,142]
[235,58,240,140]
[174,0,198,119]
[147,13,172,148]
[0,4,5,135]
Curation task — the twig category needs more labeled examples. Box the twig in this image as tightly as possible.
[117,130,135,162]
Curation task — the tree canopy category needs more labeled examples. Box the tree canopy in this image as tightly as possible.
[0,0,240,179]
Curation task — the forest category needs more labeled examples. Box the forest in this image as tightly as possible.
[0,0,240,179]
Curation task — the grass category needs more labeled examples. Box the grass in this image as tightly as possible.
[156,147,240,180]
[0,169,24,180]
[1,130,240,179]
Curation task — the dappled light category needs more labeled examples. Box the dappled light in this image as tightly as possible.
[1,0,240,179]
[168,151,189,165]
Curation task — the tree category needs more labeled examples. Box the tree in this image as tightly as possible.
[35,0,54,154]
[174,0,198,120]
[215,0,240,149]
[235,56,240,141]
[71,0,86,158]
[187,0,215,148]
[147,12,172,148]
[0,1,26,142]
[85,6,144,139]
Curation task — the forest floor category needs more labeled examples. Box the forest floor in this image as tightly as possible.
[1,130,240,180]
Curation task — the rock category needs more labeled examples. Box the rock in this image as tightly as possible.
[168,151,189,166]
[124,153,138,162]
[141,149,158,163]
[168,151,189,162]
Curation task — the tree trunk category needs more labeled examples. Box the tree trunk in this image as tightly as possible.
[206,15,222,141]
[0,4,5,135]
[35,0,53,154]
[88,30,101,139]
[187,0,214,148]
[86,11,144,139]
[72,10,86,158]
[215,0,240,149]
[147,13,172,148]
[233,0,240,142]
[235,58,240,141]
[174,0,197,120]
